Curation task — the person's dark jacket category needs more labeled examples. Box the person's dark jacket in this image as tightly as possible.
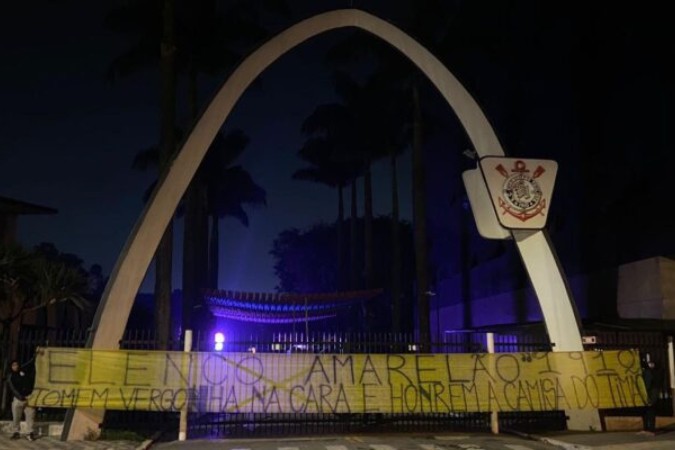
[643,362,663,406]
[8,367,34,401]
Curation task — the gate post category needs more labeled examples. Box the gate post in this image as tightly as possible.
[179,329,193,441]
[668,336,675,416]
[487,332,499,434]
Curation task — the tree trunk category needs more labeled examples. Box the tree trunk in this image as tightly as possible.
[349,178,359,290]
[208,214,219,288]
[182,178,208,332]
[364,160,374,289]
[337,185,345,290]
[362,160,374,327]
[412,84,430,348]
[182,65,209,333]
[155,227,173,347]
[390,152,402,332]
[155,0,176,349]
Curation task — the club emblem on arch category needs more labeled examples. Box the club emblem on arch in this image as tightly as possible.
[496,160,546,222]
[478,156,558,230]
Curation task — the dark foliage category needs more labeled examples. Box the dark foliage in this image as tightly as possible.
[270,217,416,332]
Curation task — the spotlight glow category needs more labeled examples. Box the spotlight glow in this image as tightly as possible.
[214,332,225,351]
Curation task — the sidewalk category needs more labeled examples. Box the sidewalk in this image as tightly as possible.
[0,433,144,450]
[2,424,675,450]
[151,429,675,450]
[0,422,148,450]
[533,429,675,449]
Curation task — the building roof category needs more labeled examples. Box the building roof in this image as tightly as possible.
[0,196,57,215]
[204,288,383,323]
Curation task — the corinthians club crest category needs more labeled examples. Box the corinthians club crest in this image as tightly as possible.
[478,157,558,230]
[496,160,545,221]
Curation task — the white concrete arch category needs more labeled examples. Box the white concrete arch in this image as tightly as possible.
[67,9,589,439]
[88,8,515,351]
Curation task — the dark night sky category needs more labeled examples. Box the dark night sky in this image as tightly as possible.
[0,1,413,293]
[2,1,674,295]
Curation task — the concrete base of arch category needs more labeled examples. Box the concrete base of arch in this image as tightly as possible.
[513,230,602,432]
[63,9,597,439]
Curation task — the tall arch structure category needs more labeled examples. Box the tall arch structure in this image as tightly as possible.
[66,9,592,438]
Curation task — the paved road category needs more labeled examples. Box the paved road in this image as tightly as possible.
[0,434,141,450]
[152,431,675,450]
[153,433,567,450]
[3,430,675,450]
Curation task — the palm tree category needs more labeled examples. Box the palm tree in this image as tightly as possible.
[350,70,411,331]
[131,128,266,327]
[299,70,411,330]
[324,1,459,341]
[293,136,361,290]
[300,101,365,291]
[108,1,286,336]
[106,0,177,347]
[201,130,267,290]
[300,69,411,327]
[179,0,286,332]
[329,72,380,292]
[302,74,376,291]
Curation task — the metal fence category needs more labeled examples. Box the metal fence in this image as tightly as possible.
[1,327,672,438]
[583,329,673,421]
[184,330,566,438]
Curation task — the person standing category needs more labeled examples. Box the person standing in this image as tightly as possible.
[641,355,663,435]
[7,359,36,441]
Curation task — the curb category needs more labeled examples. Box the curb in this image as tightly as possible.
[536,436,592,450]
[0,420,62,437]
[502,429,591,450]
[135,430,163,450]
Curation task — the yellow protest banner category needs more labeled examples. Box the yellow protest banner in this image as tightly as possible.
[30,348,647,413]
